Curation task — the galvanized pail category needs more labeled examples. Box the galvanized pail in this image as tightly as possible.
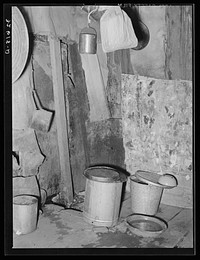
[83,166,127,227]
[13,195,38,235]
[130,175,164,215]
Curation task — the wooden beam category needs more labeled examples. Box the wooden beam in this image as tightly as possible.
[49,34,73,205]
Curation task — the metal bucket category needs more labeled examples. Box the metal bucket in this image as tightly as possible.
[13,195,38,235]
[130,175,164,215]
[83,166,127,227]
[79,26,97,54]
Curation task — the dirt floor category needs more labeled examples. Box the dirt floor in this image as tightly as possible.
[12,192,194,253]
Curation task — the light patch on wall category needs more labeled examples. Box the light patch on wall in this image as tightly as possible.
[81,54,110,121]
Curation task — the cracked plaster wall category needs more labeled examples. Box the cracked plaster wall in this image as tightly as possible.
[121,74,192,208]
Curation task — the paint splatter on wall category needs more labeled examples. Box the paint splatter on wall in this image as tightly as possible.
[121,74,192,178]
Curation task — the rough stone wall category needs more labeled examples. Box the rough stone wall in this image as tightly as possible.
[121,74,192,208]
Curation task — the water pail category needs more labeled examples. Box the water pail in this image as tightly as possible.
[83,166,127,227]
[13,195,38,235]
[130,175,164,215]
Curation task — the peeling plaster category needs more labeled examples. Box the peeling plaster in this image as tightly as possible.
[121,74,192,207]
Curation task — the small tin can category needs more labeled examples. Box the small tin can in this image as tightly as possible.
[79,26,97,54]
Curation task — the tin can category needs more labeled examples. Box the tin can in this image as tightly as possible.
[79,26,97,54]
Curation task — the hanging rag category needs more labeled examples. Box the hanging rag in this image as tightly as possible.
[100,6,138,53]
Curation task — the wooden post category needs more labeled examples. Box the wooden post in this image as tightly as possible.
[49,34,73,205]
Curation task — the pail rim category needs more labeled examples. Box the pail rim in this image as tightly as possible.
[130,175,148,185]
[135,170,175,189]
[83,166,127,183]
[126,213,168,237]
[13,195,38,205]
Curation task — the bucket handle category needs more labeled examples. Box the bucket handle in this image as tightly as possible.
[87,6,98,25]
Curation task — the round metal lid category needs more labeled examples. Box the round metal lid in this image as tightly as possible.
[83,166,127,183]
[126,214,168,237]
[135,170,176,189]
[80,26,97,35]
[12,6,29,83]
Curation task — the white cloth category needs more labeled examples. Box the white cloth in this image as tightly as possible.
[100,6,138,53]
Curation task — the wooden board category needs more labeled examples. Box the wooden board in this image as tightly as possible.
[156,203,183,222]
[96,43,108,89]
[49,34,73,204]
[119,198,183,222]
[161,174,193,209]
[150,208,193,248]
[176,220,193,248]
[119,198,193,248]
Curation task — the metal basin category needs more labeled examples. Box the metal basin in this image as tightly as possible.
[126,214,168,237]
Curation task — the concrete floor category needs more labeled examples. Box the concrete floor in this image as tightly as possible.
[12,194,194,250]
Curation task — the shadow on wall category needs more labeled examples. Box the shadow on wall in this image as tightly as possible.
[121,5,150,51]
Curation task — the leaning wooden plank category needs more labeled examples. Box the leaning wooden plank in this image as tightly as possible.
[49,34,73,205]
[96,43,108,89]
